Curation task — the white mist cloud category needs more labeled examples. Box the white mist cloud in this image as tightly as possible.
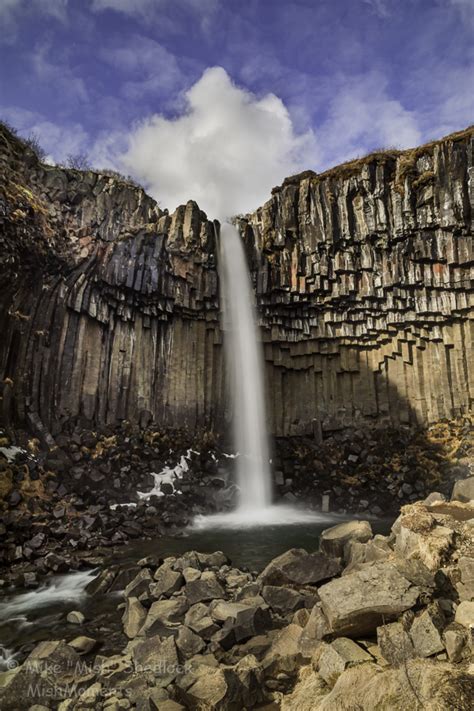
[119,66,316,219]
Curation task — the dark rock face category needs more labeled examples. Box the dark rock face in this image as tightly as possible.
[0,124,472,438]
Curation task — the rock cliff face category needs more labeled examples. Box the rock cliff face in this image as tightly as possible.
[0,124,472,438]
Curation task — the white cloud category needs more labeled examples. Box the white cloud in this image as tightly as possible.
[118,66,316,219]
[449,0,474,27]
[100,35,185,99]
[315,71,422,167]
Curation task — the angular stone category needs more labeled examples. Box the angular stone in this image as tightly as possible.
[454,600,474,629]
[184,603,219,640]
[317,638,373,687]
[262,623,304,678]
[151,565,183,598]
[456,557,474,601]
[124,568,153,598]
[409,603,445,657]
[122,597,147,639]
[210,600,272,643]
[259,548,341,587]
[451,477,474,503]
[320,520,373,560]
[443,625,470,662]
[377,621,415,665]
[140,598,188,637]
[176,625,206,659]
[318,562,421,636]
[261,585,310,615]
[184,574,225,604]
[132,636,180,685]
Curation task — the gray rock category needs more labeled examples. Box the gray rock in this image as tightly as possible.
[261,585,310,615]
[317,638,373,687]
[451,477,474,503]
[66,610,85,624]
[176,625,206,659]
[409,603,445,658]
[184,573,226,604]
[124,568,153,598]
[132,635,180,685]
[259,548,341,587]
[210,600,272,643]
[377,621,415,665]
[184,603,219,640]
[68,636,97,654]
[151,565,183,598]
[454,600,474,629]
[456,556,474,601]
[320,520,373,561]
[443,625,470,662]
[122,597,147,639]
[140,598,188,637]
[318,562,422,636]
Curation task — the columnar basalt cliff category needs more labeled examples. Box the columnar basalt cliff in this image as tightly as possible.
[0,124,472,439]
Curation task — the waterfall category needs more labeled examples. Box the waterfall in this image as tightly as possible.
[219,222,272,511]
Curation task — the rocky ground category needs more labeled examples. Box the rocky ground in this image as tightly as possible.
[0,481,473,710]
[0,417,472,588]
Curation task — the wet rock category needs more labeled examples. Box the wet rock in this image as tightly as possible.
[259,548,341,587]
[67,609,85,624]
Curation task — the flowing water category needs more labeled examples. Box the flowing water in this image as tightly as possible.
[219,222,272,513]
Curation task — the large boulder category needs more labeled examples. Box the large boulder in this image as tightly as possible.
[132,635,180,685]
[316,638,373,687]
[393,506,454,571]
[210,600,272,643]
[184,573,226,604]
[140,598,188,637]
[451,477,474,503]
[317,561,422,636]
[258,549,341,587]
[151,564,183,598]
[320,520,372,560]
[122,596,147,638]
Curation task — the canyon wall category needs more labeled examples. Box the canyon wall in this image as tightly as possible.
[0,124,472,438]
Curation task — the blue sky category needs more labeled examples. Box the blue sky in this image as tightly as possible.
[0,0,473,216]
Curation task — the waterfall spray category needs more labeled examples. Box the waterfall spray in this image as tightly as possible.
[219,222,272,511]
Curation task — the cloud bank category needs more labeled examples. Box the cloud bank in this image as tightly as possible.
[119,66,316,219]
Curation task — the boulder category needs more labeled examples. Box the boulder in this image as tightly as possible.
[210,600,272,643]
[451,477,474,503]
[140,598,188,637]
[151,565,183,598]
[394,509,454,571]
[184,573,226,604]
[298,604,331,656]
[409,603,445,657]
[262,585,313,615]
[318,562,422,636]
[68,636,97,654]
[316,638,373,687]
[176,625,206,659]
[197,551,228,568]
[132,636,180,685]
[259,548,341,587]
[454,600,474,629]
[443,625,471,662]
[122,597,147,639]
[320,520,372,560]
[377,621,415,665]
[184,603,219,640]
[262,623,304,678]
[124,568,153,598]
[66,610,85,624]
[456,557,474,601]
